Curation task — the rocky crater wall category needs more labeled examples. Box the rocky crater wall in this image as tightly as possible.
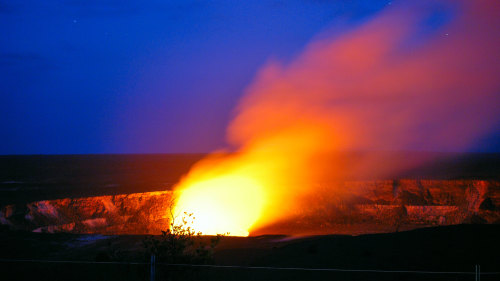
[1,191,173,234]
[1,180,499,235]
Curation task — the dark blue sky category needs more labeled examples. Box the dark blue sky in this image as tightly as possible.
[1,0,499,154]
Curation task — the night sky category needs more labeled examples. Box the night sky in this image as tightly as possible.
[1,0,499,154]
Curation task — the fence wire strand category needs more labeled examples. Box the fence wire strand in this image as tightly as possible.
[1,259,499,275]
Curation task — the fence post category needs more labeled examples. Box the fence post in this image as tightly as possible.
[475,264,481,281]
[150,254,156,281]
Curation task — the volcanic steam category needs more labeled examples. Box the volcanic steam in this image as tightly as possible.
[172,0,500,236]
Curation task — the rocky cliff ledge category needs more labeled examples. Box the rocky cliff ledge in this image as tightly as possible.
[1,180,499,235]
[0,191,173,234]
[255,179,500,235]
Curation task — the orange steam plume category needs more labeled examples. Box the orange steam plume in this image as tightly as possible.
[173,0,500,236]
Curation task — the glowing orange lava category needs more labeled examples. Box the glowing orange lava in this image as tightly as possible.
[173,175,265,236]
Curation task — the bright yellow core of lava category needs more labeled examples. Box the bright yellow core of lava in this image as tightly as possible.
[174,175,265,236]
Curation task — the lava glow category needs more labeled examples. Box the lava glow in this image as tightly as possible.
[174,175,265,236]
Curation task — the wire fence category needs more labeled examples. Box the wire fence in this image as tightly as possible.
[0,257,498,281]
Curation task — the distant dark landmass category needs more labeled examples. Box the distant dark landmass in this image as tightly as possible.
[1,152,499,206]
[0,154,205,206]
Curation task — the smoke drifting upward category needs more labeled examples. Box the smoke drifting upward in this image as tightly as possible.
[173,0,500,235]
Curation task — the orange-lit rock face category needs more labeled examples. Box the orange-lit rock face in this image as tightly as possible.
[0,191,174,234]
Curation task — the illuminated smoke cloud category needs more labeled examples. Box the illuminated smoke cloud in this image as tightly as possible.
[174,0,500,235]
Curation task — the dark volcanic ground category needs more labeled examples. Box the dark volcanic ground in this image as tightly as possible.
[0,225,499,281]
